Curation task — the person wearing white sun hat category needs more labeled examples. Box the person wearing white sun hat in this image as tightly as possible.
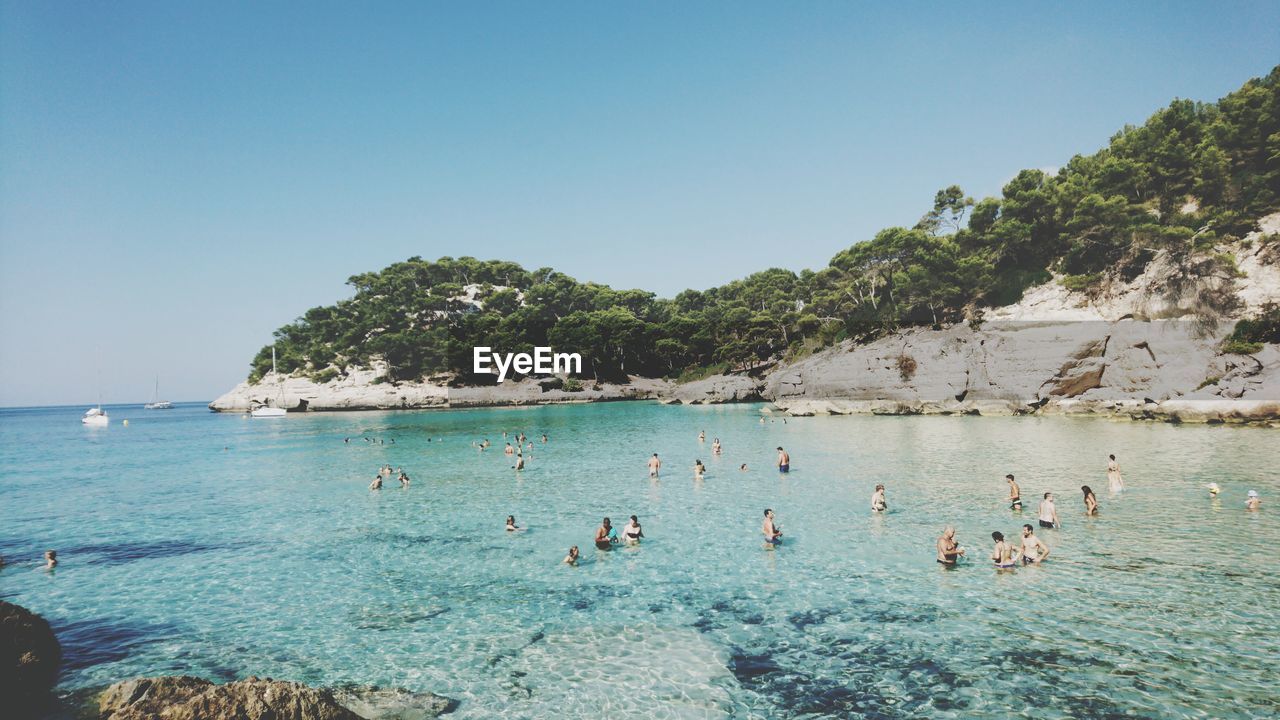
[1245,490,1261,510]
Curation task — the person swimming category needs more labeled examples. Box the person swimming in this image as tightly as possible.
[506,515,521,532]
[44,550,57,570]
[694,459,705,480]
[936,526,964,565]
[622,515,644,544]
[762,509,783,547]
[1246,490,1262,510]
[739,463,748,471]
[504,443,514,455]
[1207,482,1221,497]
[514,453,525,470]
[776,447,790,473]
[595,518,617,550]
[541,434,548,443]
[1038,492,1060,529]
[871,484,888,512]
[1081,485,1098,516]
[648,453,661,477]
[369,475,382,490]
[990,531,1020,568]
[698,430,705,442]
[1107,454,1124,493]
[398,471,411,487]
[563,546,579,565]
[1020,524,1050,563]
[1006,474,1022,510]
[712,438,722,455]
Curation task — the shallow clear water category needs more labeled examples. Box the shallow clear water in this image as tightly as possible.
[1,402,1277,719]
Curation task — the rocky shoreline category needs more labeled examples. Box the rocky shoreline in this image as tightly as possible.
[1,600,457,720]
[210,214,1280,425]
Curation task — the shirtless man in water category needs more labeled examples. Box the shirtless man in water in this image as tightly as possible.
[594,518,616,549]
[1020,524,1050,563]
[1038,492,1060,529]
[776,447,790,473]
[762,509,783,547]
[1006,474,1022,510]
[936,526,965,565]
[648,453,661,477]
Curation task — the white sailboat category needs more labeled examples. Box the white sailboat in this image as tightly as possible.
[82,404,109,426]
[251,347,288,418]
[144,376,173,410]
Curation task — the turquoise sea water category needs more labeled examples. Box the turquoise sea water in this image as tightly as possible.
[1,401,1277,719]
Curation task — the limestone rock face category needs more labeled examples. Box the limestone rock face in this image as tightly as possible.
[209,364,448,412]
[762,319,1278,422]
[670,374,764,404]
[759,212,1280,423]
[99,676,363,720]
[0,600,62,716]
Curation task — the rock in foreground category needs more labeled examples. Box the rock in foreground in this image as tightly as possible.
[0,600,62,716]
[99,676,363,720]
[98,676,458,720]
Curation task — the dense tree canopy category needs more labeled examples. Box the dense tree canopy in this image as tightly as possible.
[251,67,1280,384]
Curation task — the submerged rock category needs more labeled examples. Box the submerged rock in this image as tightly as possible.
[331,685,457,719]
[0,600,62,716]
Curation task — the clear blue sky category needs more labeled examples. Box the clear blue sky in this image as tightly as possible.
[2,2,1277,406]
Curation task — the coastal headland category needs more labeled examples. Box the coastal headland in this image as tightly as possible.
[211,217,1280,425]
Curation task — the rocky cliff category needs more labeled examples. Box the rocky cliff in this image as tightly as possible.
[758,212,1280,424]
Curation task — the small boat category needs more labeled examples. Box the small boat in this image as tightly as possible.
[251,346,289,418]
[144,376,173,410]
[82,406,109,426]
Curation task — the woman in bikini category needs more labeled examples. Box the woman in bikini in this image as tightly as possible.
[991,531,1020,569]
[1081,486,1099,516]
[622,515,645,545]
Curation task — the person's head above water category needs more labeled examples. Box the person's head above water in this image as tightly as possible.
[764,508,773,517]
[1081,486,1093,497]
[991,531,1004,542]
[1044,492,1052,499]
[506,515,515,524]
[1109,454,1116,460]
[875,484,885,491]
[776,446,784,451]
[942,526,955,538]
[629,515,639,523]
[1022,524,1034,534]
[602,517,611,527]
[1006,474,1015,481]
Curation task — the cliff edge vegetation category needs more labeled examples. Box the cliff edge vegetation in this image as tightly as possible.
[245,67,1280,390]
